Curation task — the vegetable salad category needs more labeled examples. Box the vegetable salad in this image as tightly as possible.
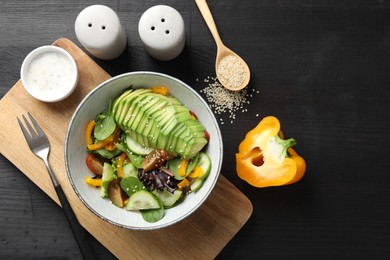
[84,86,211,223]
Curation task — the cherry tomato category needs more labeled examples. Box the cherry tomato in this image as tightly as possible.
[142,149,168,172]
[204,130,210,143]
[86,154,104,176]
[189,111,197,120]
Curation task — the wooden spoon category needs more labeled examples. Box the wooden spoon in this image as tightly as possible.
[195,0,250,91]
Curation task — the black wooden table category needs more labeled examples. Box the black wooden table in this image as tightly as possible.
[1,0,390,259]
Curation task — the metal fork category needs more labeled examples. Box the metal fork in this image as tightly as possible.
[17,112,96,260]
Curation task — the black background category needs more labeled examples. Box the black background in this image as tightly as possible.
[1,0,390,258]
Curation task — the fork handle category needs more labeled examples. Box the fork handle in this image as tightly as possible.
[55,185,97,260]
[43,157,96,259]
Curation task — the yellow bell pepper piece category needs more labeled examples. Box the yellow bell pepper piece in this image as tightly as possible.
[152,86,169,96]
[85,120,96,146]
[178,158,189,177]
[87,127,120,151]
[177,178,191,189]
[235,116,306,188]
[116,152,127,179]
[85,176,102,187]
[103,127,121,151]
[87,137,112,151]
[187,166,203,179]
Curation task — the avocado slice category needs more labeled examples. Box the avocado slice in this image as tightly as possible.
[164,124,186,156]
[128,95,156,136]
[147,107,174,148]
[112,89,133,117]
[122,94,151,130]
[136,98,164,133]
[159,107,191,135]
[185,119,206,132]
[135,98,164,145]
[139,99,170,145]
[154,109,189,149]
[146,93,182,106]
[167,123,188,156]
[125,95,150,129]
[116,89,151,126]
[116,93,140,127]
[182,135,208,159]
[113,90,208,159]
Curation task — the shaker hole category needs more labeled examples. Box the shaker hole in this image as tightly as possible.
[102,25,106,30]
[161,18,165,22]
[88,23,92,27]
[151,26,155,31]
[165,30,170,34]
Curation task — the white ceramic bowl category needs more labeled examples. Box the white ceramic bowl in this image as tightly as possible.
[21,46,78,102]
[65,71,223,230]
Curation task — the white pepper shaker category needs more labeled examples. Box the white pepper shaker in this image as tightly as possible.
[75,5,127,60]
[138,5,185,61]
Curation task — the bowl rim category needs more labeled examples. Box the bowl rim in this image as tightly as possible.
[20,45,79,102]
[64,71,223,230]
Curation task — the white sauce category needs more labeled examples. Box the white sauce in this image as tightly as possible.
[25,51,75,100]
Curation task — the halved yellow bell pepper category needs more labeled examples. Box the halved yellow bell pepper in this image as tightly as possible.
[236,116,306,188]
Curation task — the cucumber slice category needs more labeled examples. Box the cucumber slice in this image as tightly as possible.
[126,190,160,210]
[141,197,164,223]
[190,152,212,192]
[186,153,200,175]
[169,152,209,181]
[122,163,138,178]
[152,189,183,207]
[190,178,204,192]
[197,152,211,180]
[101,162,116,198]
[125,135,153,156]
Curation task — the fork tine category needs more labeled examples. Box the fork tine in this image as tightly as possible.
[22,114,38,138]
[17,116,32,142]
[27,112,47,138]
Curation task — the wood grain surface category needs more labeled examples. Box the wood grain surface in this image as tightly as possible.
[2,0,390,259]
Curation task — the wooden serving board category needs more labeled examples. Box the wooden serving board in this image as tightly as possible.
[0,38,252,259]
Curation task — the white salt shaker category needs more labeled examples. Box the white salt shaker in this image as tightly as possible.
[138,5,185,61]
[75,5,127,60]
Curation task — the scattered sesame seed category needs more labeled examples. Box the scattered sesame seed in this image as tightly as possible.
[198,76,259,125]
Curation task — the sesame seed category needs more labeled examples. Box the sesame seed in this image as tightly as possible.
[199,76,259,124]
[217,55,247,89]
